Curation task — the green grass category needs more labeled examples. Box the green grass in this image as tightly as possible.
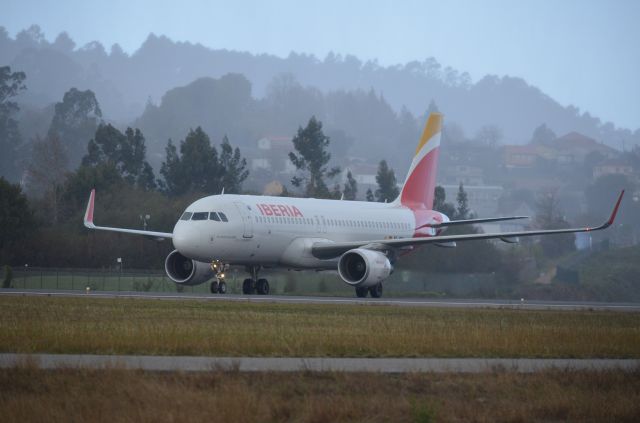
[1,296,639,358]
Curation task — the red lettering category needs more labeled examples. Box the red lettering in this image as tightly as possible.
[278,205,289,216]
[262,204,273,216]
[270,205,281,216]
[292,206,303,218]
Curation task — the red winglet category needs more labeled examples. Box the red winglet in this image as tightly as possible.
[605,190,625,227]
[84,189,95,226]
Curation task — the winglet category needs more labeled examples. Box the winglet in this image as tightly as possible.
[84,189,96,228]
[604,190,625,228]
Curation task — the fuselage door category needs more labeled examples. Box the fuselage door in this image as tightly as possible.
[234,202,254,238]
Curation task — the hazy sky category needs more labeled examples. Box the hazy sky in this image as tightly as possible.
[3,0,639,129]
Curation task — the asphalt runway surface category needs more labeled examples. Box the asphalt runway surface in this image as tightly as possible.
[2,354,638,373]
[2,289,640,311]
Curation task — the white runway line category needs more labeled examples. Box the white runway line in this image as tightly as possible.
[1,354,638,373]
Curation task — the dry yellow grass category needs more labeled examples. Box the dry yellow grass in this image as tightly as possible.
[1,366,639,423]
[0,296,639,357]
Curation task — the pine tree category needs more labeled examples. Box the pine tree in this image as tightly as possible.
[366,188,374,202]
[374,160,399,202]
[219,135,249,194]
[289,116,340,198]
[455,183,470,220]
[342,171,358,200]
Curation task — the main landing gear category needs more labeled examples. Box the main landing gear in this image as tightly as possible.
[209,260,227,295]
[355,283,383,298]
[242,266,270,295]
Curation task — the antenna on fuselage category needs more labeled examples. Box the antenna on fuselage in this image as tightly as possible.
[221,187,225,195]
[340,193,344,200]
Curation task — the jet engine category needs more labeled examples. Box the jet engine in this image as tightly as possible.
[337,248,392,287]
[164,250,213,285]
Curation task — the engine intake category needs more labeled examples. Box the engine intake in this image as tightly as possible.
[337,248,392,287]
[165,250,213,286]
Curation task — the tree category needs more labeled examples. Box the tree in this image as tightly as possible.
[455,183,470,220]
[160,128,248,196]
[289,117,340,198]
[82,125,156,191]
[26,135,69,224]
[48,88,102,168]
[535,189,575,257]
[366,188,374,202]
[0,177,34,264]
[219,135,249,194]
[374,160,399,202]
[474,125,503,147]
[0,66,26,181]
[531,124,556,145]
[433,185,456,217]
[342,171,358,200]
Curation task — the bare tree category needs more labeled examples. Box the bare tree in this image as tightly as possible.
[26,135,68,223]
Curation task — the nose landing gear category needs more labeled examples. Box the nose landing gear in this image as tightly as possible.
[210,260,228,295]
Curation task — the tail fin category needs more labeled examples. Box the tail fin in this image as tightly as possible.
[394,112,442,209]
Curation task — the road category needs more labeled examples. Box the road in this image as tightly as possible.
[2,353,638,373]
[1,289,640,311]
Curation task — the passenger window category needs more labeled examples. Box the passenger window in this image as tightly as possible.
[192,212,208,220]
[210,212,220,221]
[219,212,228,222]
[180,212,193,221]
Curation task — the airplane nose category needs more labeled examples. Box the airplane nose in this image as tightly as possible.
[172,224,189,252]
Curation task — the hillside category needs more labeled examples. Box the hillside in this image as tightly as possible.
[2,25,638,148]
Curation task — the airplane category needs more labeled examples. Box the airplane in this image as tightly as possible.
[83,112,625,298]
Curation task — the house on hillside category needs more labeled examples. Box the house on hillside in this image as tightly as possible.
[250,136,296,174]
[503,144,555,168]
[593,158,635,180]
[553,132,618,164]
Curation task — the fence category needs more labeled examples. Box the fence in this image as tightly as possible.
[3,266,502,297]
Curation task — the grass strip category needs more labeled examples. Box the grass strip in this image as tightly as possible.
[1,296,639,358]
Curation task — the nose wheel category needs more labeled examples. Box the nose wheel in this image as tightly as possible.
[209,260,228,295]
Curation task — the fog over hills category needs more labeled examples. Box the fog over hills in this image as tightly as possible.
[2,25,639,155]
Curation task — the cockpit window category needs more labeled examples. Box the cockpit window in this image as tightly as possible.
[219,212,228,222]
[209,212,220,221]
[180,212,192,221]
[191,212,208,220]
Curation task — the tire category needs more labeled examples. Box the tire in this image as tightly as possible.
[210,280,219,294]
[369,283,383,298]
[218,281,227,294]
[355,286,368,298]
[242,278,254,295]
[257,278,270,295]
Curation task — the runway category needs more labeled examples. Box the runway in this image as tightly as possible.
[2,289,640,311]
[2,353,638,373]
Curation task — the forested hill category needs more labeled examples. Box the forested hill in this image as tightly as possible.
[1,25,638,148]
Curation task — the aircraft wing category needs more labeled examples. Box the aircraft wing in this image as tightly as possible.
[83,189,173,239]
[312,190,624,260]
[418,215,528,229]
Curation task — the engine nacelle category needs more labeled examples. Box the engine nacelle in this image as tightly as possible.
[164,250,213,286]
[337,249,392,288]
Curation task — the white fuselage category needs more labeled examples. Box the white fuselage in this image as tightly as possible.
[172,194,443,269]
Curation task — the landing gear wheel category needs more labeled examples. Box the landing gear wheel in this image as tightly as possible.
[242,278,255,295]
[256,278,270,295]
[355,286,368,298]
[210,280,219,294]
[218,281,227,294]
[369,283,383,298]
